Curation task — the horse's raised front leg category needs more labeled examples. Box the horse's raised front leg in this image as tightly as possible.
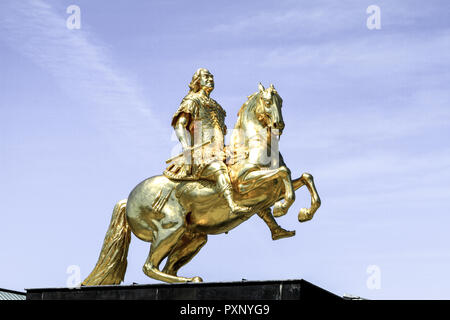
[237,166,295,217]
[237,167,284,194]
[272,167,295,217]
[292,173,321,222]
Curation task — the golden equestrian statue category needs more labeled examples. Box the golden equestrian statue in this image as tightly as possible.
[82,68,321,285]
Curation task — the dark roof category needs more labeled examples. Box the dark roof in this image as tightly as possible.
[0,288,26,300]
[26,279,342,300]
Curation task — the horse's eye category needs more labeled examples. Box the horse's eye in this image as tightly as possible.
[264,100,271,105]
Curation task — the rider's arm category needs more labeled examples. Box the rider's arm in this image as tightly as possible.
[174,112,191,149]
[174,112,193,171]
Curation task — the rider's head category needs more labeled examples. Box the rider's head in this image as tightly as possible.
[189,68,214,93]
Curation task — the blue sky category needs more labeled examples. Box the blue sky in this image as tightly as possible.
[0,0,449,299]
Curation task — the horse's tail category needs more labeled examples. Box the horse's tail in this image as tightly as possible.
[82,199,131,286]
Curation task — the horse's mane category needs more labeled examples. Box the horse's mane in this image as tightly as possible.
[230,88,282,153]
[229,92,262,153]
[236,92,259,129]
[235,89,282,129]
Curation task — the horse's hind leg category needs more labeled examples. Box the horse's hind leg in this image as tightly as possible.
[163,232,208,277]
[142,226,203,283]
[258,208,295,240]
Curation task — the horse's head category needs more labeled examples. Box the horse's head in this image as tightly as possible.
[255,83,285,136]
[233,83,285,150]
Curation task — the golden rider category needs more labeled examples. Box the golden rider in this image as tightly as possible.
[164,68,251,214]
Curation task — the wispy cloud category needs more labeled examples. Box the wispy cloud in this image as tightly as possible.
[293,89,450,150]
[209,0,438,40]
[261,31,450,77]
[0,0,165,146]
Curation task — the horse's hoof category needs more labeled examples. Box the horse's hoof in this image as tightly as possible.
[271,227,296,240]
[298,208,313,222]
[191,276,203,283]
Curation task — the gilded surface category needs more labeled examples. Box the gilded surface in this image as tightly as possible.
[82,69,321,285]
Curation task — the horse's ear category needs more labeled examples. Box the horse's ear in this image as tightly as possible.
[270,84,275,90]
[258,83,265,92]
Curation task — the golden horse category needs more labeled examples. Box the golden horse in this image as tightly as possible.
[82,84,321,285]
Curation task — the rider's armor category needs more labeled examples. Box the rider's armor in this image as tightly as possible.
[164,93,228,182]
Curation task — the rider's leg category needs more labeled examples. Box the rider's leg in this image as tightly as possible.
[258,208,295,240]
[202,161,252,214]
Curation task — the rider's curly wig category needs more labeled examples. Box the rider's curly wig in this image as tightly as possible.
[188,68,209,93]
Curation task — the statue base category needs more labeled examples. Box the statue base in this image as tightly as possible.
[26,279,341,300]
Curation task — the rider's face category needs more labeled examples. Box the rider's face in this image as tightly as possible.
[200,71,214,90]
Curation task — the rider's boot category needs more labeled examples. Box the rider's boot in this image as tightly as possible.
[212,161,252,214]
[223,189,252,214]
